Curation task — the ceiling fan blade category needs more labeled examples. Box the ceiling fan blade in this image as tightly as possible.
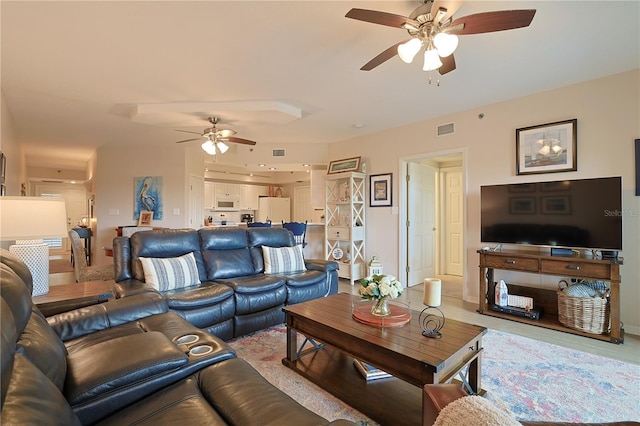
[448,10,536,35]
[216,129,237,138]
[438,54,456,75]
[226,136,257,146]
[361,39,410,71]
[345,8,418,29]
[176,137,204,144]
[430,0,464,23]
[175,129,203,135]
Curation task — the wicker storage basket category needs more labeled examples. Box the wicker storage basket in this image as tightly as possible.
[557,284,610,334]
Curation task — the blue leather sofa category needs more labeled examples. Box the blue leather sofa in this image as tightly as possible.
[113,227,339,340]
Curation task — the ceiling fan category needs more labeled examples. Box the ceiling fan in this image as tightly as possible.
[175,117,257,155]
[345,0,536,75]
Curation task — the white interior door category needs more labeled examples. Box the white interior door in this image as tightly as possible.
[442,168,463,276]
[407,162,437,287]
[189,174,204,228]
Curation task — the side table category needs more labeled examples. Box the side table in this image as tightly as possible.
[32,281,115,317]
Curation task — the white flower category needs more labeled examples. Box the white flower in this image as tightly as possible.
[359,274,403,300]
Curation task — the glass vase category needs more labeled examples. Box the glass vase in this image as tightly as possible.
[371,296,391,316]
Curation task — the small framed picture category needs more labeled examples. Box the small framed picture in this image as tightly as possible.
[138,210,153,226]
[327,157,361,174]
[509,197,536,214]
[369,173,392,207]
[516,119,577,175]
[541,196,571,215]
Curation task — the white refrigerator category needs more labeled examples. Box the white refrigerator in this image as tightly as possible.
[257,197,290,224]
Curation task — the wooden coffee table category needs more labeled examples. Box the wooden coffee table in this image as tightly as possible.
[282,293,486,425]
[32,280,115,316]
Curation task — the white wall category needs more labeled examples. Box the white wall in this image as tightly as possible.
[1,91,24,196]
[93,143,203,265]
[329,70,640,334]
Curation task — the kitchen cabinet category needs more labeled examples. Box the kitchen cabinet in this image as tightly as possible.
[325,172,365,285]
[204,181,215,209]
[214,183,240,197]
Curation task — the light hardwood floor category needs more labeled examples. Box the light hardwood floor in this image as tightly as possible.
[339,279,640,365]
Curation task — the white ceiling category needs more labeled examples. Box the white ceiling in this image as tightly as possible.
[2,1,639,172]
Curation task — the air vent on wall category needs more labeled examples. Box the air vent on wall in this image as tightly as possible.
[437,122,455,136]
[272,149,285,157]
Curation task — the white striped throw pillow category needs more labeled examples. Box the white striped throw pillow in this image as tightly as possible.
[139,252,201,291]
[261,245,307,274]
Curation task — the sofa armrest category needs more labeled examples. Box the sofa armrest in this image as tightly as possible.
[304,259,338,272]
[47,292,168,341]
[113,279,160,298]
[423,384,467,426]
[64,331,188,406]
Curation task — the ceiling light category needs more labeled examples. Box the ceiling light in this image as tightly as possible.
[423,44,442,71]
[397,38,422,63]
[258,164,265,167]
[269,167,276,171]
[201,140,217,155]
[433,32,458,57]
[303,163,310,167]
[216,141,229,154]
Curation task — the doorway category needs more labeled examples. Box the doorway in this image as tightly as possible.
[400,150,466,299]
[34,182,88,255]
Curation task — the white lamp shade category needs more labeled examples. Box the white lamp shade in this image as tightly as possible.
[422,48,443,71]
[433,32,459,57]
[397,38,422,63]
[0,197,68,241]
[201,140,217,155]
[216,141,229,154]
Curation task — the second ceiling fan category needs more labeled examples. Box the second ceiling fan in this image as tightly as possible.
[175,117,257,155]
[346,0,536,75]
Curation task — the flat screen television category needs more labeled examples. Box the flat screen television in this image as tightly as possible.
[480,177,622,252]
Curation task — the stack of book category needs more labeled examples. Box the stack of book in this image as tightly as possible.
[353,359,392,381]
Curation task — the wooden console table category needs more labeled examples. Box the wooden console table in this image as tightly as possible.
[477,250,623,344]
[32,281,114,317]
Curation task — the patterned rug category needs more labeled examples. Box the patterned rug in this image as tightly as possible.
[228,325,640,425]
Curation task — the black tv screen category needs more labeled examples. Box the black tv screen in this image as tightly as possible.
[481,177,622,251]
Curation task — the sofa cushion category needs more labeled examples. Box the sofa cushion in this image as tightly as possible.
[163,282,234,310]
[130,229,207,282]
[262,245,306,274]
[200,228,256,279]
[139,252,201,291]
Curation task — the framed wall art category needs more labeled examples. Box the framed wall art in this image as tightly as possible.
[134,176,163,220]
[516,119,577,175]
[138,210,153,226]
[369,173,392,207]
[327,157,361,174]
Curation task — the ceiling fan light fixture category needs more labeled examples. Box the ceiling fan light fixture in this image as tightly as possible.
[201,140,217,155]
[422,47,442,71]
[216,141,229,154]
[433,32,458,57]
[397,38,422,63]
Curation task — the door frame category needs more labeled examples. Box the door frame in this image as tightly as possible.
[398,147,468,299]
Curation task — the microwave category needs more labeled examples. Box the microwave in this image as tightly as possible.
[214,195,240,211]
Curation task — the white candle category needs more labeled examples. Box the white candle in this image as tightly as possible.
[423,278,442,307]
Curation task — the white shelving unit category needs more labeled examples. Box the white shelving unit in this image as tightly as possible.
[325,172,366,285]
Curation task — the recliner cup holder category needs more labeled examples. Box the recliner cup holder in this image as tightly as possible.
[175,334,199,345]
[189,345,213,356]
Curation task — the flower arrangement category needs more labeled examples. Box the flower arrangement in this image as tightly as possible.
[359,274,403,300]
